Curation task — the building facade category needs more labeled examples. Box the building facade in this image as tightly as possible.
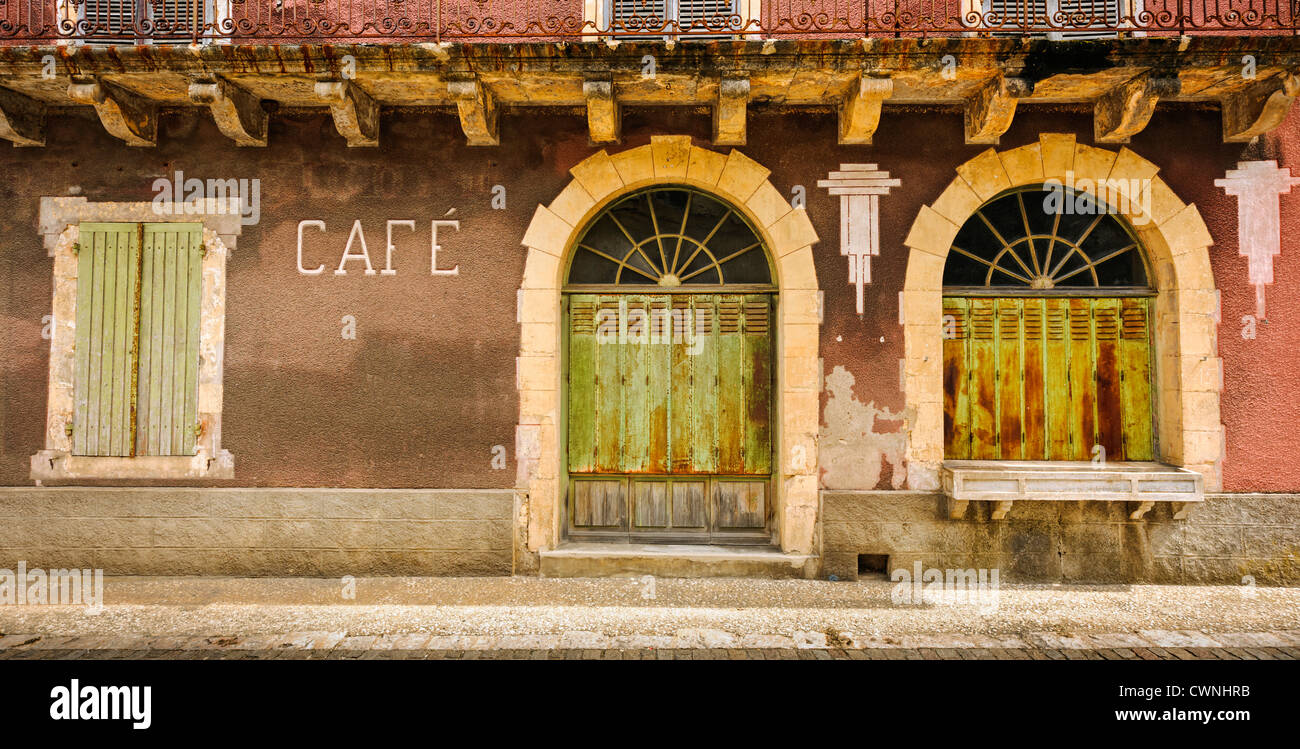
[1,2,1298,582]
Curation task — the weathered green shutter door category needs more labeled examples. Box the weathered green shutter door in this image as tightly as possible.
[567,293,772,475]
[137,223,203,456]
[943,297,1153,462]
[567,293,773,535]
[73,223,141,457]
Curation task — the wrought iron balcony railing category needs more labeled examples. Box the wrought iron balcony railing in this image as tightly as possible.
[0,0,1296,44]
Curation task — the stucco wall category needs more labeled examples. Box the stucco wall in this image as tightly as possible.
[0,487,515,575]
[0,103,1297,494]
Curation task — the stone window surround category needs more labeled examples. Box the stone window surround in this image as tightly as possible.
[900,134,1224,493]
[30,197,238,482]
[516,136,822,557]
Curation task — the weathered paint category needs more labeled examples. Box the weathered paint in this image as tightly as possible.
[818,365,906,491]
[0,106,1295,491]
[942,296,1153,462]
[566,293,772,476]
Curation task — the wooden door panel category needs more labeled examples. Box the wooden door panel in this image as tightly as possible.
[671,480,708,528]
[1118,298,1155,460]
[942,298,971,459]
[714,481,766,529]
[633,480,669,528]
[995,299,1024,459]
[572,479,627,529]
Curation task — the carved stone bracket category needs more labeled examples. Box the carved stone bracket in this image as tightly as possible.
[583,75,619,145]
[1094,72,1181,144]
[67,79,157,147]
[0,87,46,147]
[839,75,893,145]
[1221,71,1300,143]
[964,75,1030,145]
[313,80,379,147]
[189,78,268,147]
[714,76,750,146]
[448,77,499,146]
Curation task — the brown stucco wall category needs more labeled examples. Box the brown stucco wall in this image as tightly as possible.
[1,101,1298,497]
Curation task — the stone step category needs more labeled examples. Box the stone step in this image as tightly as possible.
[539,543,818,579]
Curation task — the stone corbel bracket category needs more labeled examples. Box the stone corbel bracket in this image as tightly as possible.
[448,77,499,146]
[1094,72,1181,144]
[583,75,620,145]
[714,76,750,146]
[839,75,893,145]
[1221,71,1300,143]
[963,75,1030,145]
[189,78,268,147]
[67,78,157,147]
[313,79,379,147]
[0,87,46,147]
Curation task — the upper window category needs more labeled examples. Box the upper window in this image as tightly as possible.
[566,186,772,288]
[942,186,1150,294]
[981,0,1133,39]
[608,0,743,37]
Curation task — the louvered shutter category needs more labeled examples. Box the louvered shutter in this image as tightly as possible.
[566,293,771,476]
[943,296,1153,461]
[609,0,739,37]
[982,0,1128,38]
[82,0,139,40]
[136,223,203,456]
[73,223,142,457]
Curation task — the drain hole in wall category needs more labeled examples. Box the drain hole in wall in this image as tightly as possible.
[857,554,889,579]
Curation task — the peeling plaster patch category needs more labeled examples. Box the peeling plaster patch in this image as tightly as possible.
[819,365,906,490]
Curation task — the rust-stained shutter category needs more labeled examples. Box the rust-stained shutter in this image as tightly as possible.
[943,296,1153,461]
[566,293,771,475]
[136,223,203,456]
[72,223,141,457]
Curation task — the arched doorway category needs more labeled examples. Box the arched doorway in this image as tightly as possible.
[563,186,777,542]
[516,136,822,562]
[941,185,1155,462]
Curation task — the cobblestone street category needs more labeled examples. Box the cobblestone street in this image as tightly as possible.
[1,577,1297,660]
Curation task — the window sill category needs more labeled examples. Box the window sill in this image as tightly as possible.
[29,450,235,482]
[940,459,1204,521]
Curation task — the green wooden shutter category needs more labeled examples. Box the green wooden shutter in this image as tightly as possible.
[136,223,203,456]
[566,293,772,476]
[72,223,141,457]
[944,296,1153,462]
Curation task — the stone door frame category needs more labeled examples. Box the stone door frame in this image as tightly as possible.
[515,136,822,567]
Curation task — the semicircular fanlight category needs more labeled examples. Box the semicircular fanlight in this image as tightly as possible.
[942,186,1151,293]
[566,186,772,287]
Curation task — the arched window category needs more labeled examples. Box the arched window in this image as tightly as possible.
[941,185,1155,463]
[566,186,773,288]
[942,186,1150,294]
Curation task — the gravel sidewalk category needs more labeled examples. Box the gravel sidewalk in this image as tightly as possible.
[0,577,1297,653]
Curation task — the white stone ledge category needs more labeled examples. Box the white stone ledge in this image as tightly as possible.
[941,460,1205,521]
